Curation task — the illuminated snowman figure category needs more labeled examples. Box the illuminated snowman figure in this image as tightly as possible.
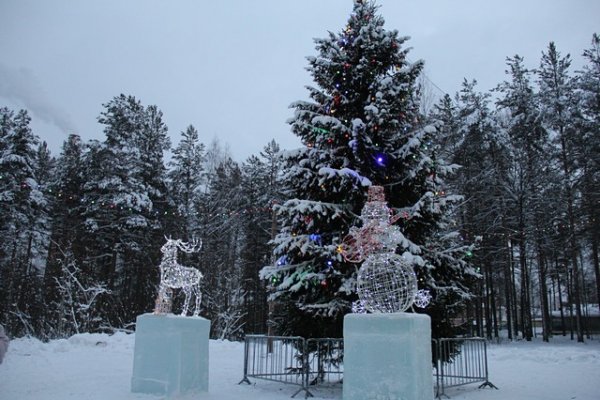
[341,186,430,313]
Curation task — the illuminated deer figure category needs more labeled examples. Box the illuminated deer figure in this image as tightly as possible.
[154,237,203,316]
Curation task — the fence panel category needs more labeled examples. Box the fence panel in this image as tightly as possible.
[435,338,497,398]
[239,335,311,398]
[305,338,344,388]
[240,335,496,399]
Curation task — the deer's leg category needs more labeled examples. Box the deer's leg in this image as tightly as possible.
[193,283,202,317]
[181,286,192,316]
[154,284,167,314]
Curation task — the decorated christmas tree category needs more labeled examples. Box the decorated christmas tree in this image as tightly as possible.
[261,0,477,338]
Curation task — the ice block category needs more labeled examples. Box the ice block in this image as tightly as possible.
[131,313,210,396]
[343,313,433,400]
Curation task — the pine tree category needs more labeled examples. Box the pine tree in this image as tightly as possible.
[81,95,170,326]
[431,94,462,164]
[577,33,600,314]
[261,0,477,338]
[496,55,552,341]
[436,80,511,339]
[198,157,246,339]
[32,141,53,261]
[498,56,552,341]
[239,140,283,334]
[537,43,585,342]
[44,134,87,337]
[167,124,206,238]
[0,108,46,336]
[131,103,171,316]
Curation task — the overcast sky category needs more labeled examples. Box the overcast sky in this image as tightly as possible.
[1,0,598,161]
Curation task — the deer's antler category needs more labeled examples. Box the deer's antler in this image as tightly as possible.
[177,237,201,253]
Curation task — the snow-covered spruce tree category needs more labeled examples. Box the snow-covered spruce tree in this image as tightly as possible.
[537,43,585,342]
[261,0,477,339]
[577,34,600,313]
[33,141,54,257]
[167,125,205,239]
[44,134,87,337]
[0,108,49,337]
[198,157,246,339]
[496,55,553,341]
[445,80,516,339]
[239,140,284,334]
[81,95,171,327]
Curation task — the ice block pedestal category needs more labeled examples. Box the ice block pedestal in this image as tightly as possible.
[131,313,210,396]
[343,313,432,400]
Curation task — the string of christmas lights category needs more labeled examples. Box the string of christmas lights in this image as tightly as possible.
[154,237,203,316]
[340,186,430,313]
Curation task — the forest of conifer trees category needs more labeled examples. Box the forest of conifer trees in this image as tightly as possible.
[0,7,597,343]
[0,96,282,340]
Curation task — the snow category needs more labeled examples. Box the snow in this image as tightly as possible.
[317,167,371,187]
[551,304,600,317]
[1,332,599,400]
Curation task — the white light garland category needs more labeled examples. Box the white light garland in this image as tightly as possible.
[351,299,367,314]
[154,238,203,316]
[356,252,417,313]
[341,186,430,313]
[413,289,432,308]
[340,186,404,262]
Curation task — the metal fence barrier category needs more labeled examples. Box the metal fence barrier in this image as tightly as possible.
[305,338,344,388]
[433,338,497,398]
[240,335,496,399]
[238,335,310,398]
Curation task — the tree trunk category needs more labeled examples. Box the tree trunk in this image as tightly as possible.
[491,271,499,339]
[556,269,566,336]
[504,247,513,339]
[267,207,277,343]
[566,269,575,340]
[568,232,584,342]
[475,281,484,337]
[579,250,591,339]
[558,135,584,343]
[24,233,34,275]
[536,242,551,342]
[484,259,493,339]
[591,238,600,316]
[510,242,520,338]
[519,232,533,340]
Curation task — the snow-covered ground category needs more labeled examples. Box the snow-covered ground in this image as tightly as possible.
[1,332,599,400]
